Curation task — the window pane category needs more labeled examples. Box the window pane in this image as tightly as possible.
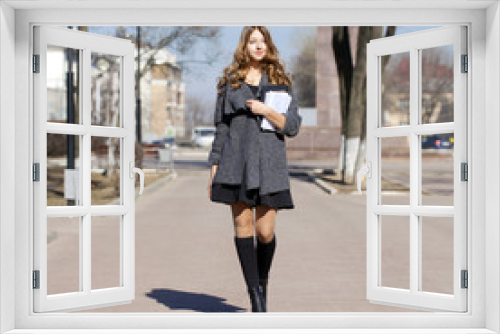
[91,52,121,127]
[380,215,409,290]
[421,45,454,124]
[380,136,410,205]
[47,133,81,206]
[381,52,410,127]
[421,216,454,295]
[47,45,80,124]
[91,137,121,205]
[47,216,81,295]
[91,216,121,290]
[421,133,454,206]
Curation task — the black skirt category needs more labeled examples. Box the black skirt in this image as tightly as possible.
[210,164,294,211]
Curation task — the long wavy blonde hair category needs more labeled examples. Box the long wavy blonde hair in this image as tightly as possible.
[216,26,293,95]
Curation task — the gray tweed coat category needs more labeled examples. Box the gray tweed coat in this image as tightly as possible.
[208,71,302,196]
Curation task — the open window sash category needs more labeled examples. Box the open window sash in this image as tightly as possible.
[33,25,139,312]
[361,25,468,312]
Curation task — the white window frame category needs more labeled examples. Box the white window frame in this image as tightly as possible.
[364,25,468,313]
[0,1,499,333]
[33,25,138,313]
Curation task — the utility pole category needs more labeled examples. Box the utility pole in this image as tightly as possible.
[136,26,142,143]
[66,26,76,206]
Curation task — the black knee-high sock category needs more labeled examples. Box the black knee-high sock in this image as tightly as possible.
[234,236,260,289]
[256,234,276,281]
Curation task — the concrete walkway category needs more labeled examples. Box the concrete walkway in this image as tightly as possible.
[46,164,451,313]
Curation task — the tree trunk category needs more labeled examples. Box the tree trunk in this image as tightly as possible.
[331,27,353,183]
[333,26,395,185]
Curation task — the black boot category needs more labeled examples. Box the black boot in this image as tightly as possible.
[247,285,266,312]
[234,236,265,312]
[259,278,268,304]
[257,234,276,311]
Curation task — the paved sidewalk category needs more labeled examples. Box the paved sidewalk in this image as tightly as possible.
[46,167,451,313]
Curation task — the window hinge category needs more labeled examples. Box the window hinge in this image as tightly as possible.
[461,269,468,289]
[461,162,468,181]
[33,54,40,73]
[461,54,468,73]
[33,163,40,182]
[33,270,40,289]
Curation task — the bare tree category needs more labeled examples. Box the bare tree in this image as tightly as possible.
[332,26,395,184]
[119,26,223,79]
[289,28,316,107]
[420,47,454,124]
[75,26,223,177]
[185,94,210,129]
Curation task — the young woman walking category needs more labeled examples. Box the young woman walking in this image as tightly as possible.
[207,26,302,312]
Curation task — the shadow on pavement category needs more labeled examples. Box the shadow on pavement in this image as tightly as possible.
[288,163,332,184]
[289,170,314,183]
[146,288,246,312]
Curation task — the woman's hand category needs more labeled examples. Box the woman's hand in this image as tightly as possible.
[246,99,286,131]
[246,99,271,117]
[208,178,213,200]
[208,165,218,199]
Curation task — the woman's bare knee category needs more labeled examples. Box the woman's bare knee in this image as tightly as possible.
[255,205,277,242]
[231,201,254,236]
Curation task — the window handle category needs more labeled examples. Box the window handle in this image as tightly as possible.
[357,161,371,194]
[129,161,144,195]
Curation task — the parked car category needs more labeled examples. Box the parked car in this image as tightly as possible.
[156,137,176,148]
[422,134,454,149]
[192,126,216,148]
[147,137,177,149]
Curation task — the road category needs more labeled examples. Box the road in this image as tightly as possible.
[46,148,453,313]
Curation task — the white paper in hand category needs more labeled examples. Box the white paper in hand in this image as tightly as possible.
[261,91,292,131]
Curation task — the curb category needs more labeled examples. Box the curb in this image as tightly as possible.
[135,170,178,197]
[309,173,410,196]
[314,177,338,195]
[307,172,337,195]
[108,170,179,203]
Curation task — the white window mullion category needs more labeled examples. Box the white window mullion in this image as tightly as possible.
[44,123,131,137]
[82,47,92,296]
[372,205,410,215]
[366,46,379,300]
[46,207,87,217]
[121,43,135,298]
[409,46,419,297]
[45,123,87,135]
[372,122,455,138]
[82,211,91,295]
[90,126,130,138]
[414,122,454,135]
[411,206,455,216]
